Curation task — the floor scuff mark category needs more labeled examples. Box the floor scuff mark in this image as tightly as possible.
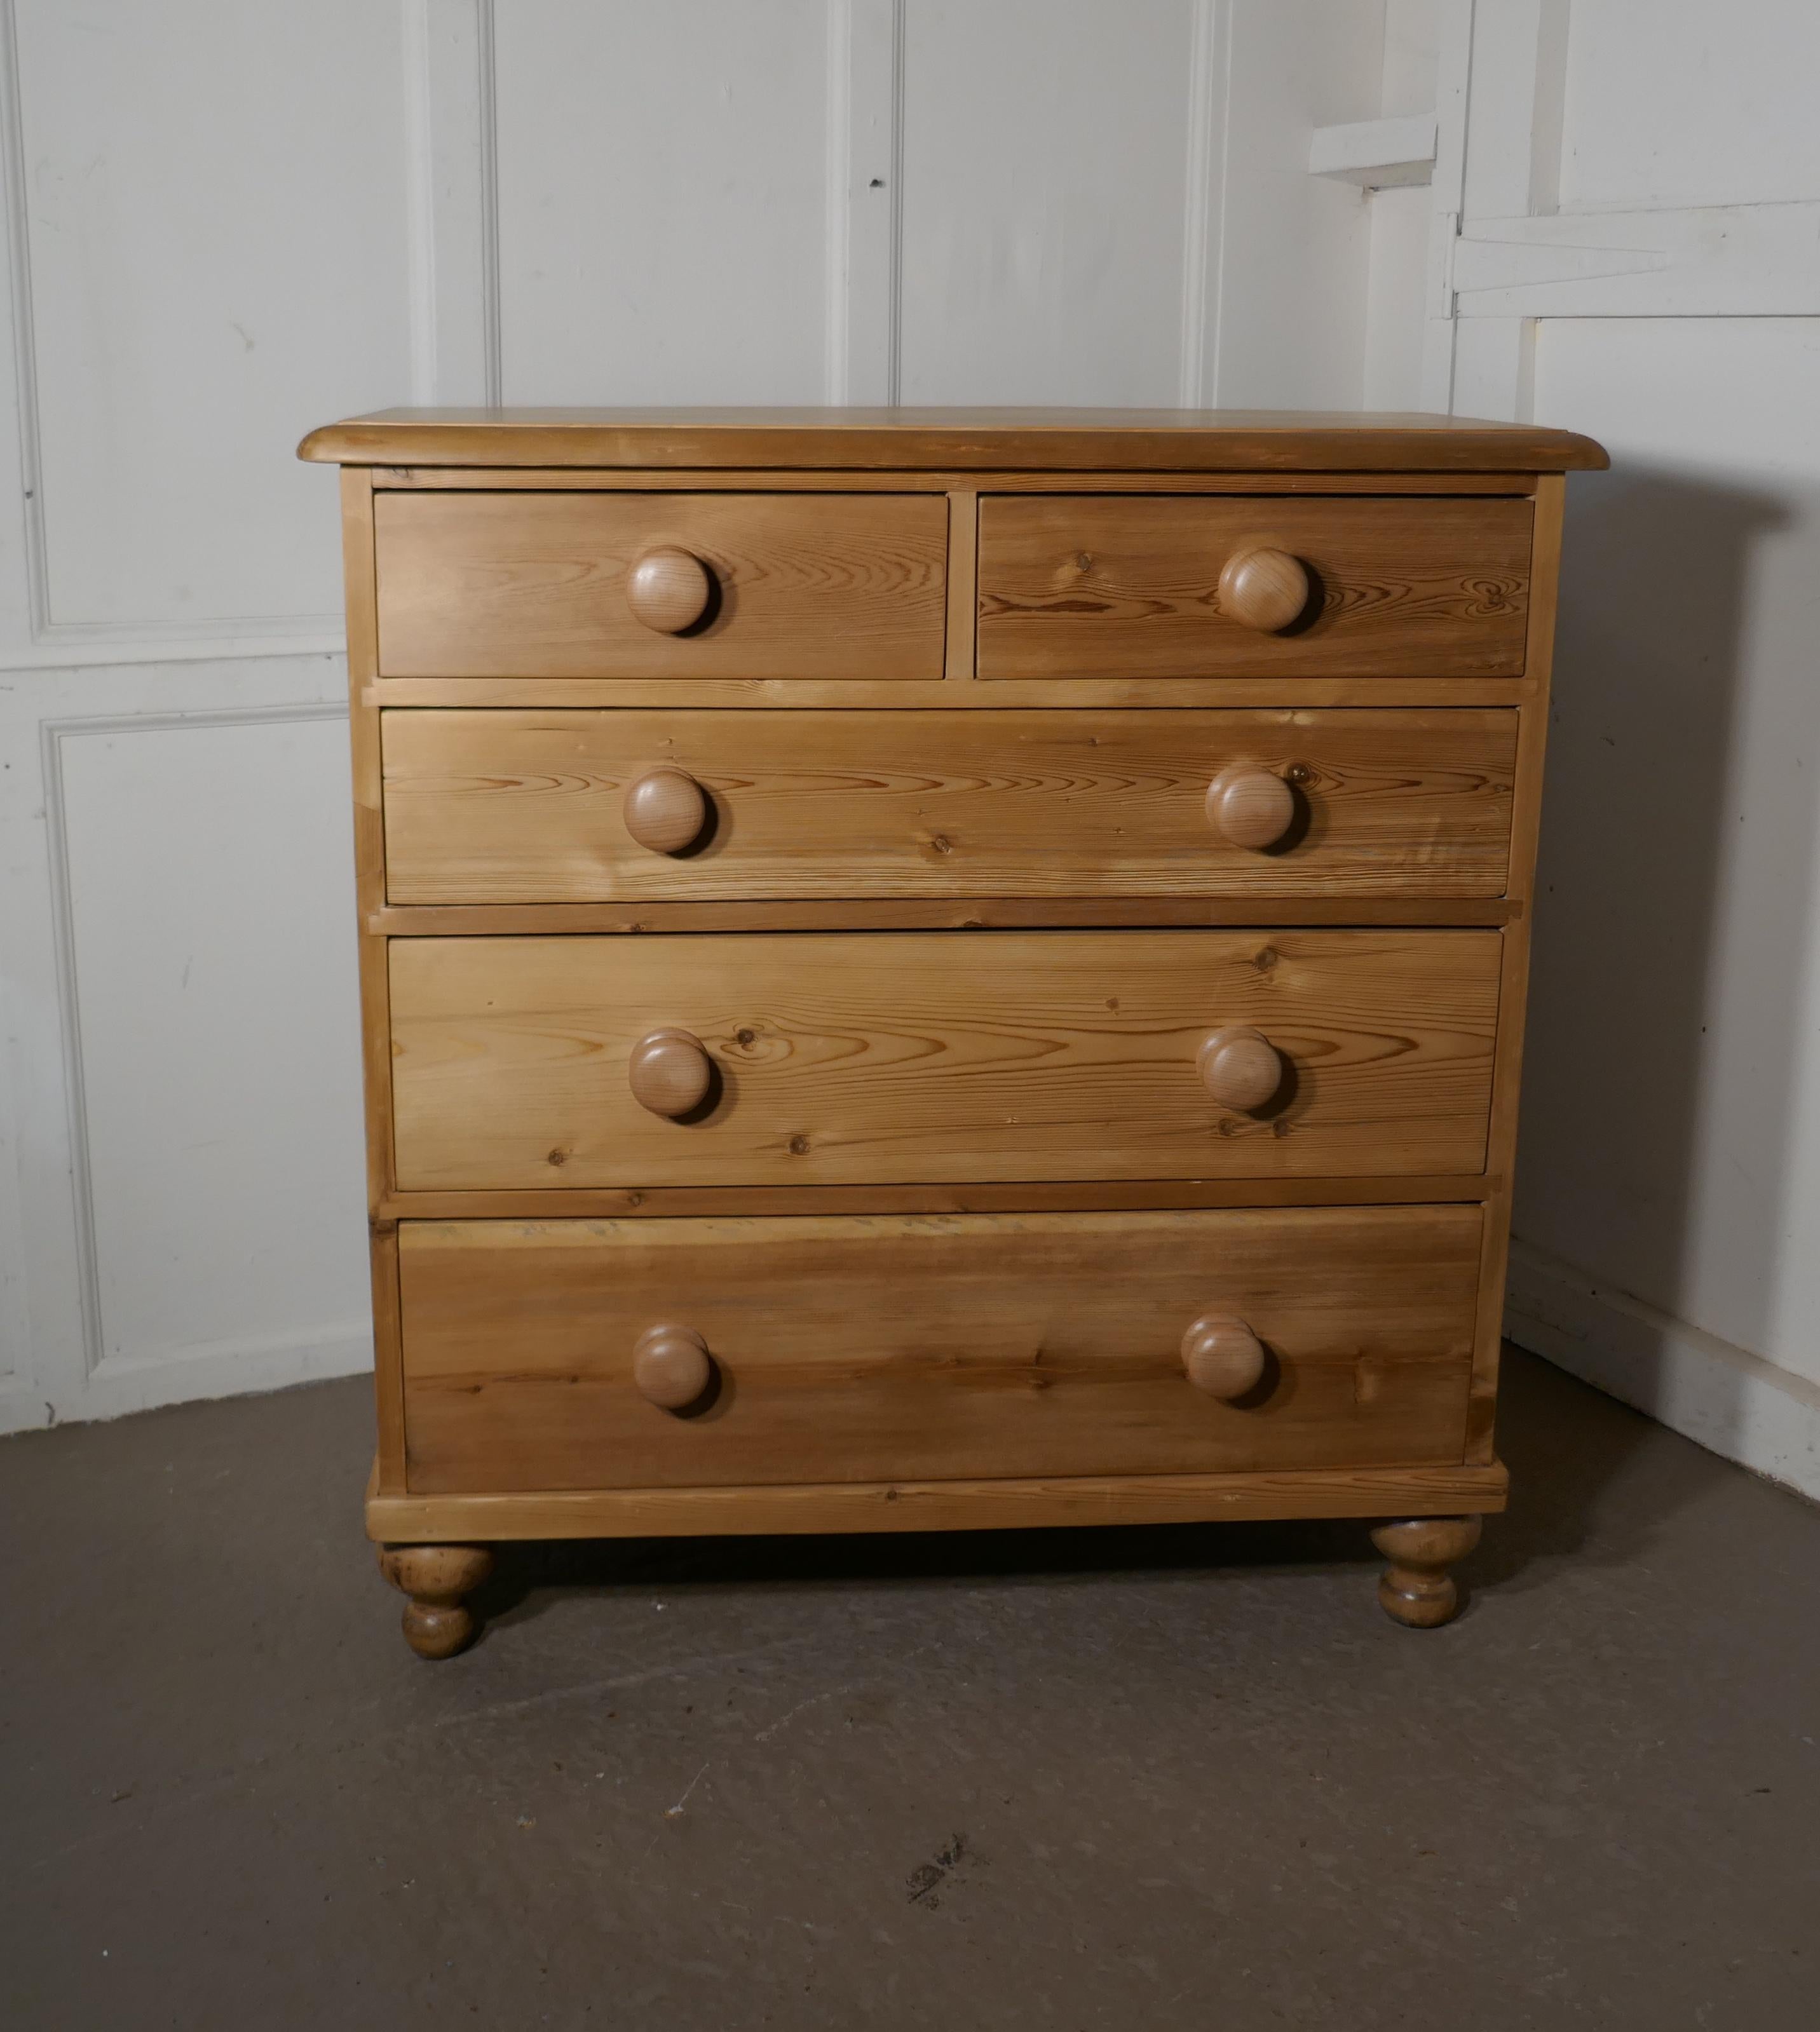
[906,1833,970,1908]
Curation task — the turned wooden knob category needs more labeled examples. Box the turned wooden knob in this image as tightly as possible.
[624,767,708,854]
[1218,545,1310,632]
[1181,1314,1267,1400]
[1198,1026,1282,1111]
[634,1324,713,1411]
[1206,765,1295,850]
[628,1027,712,1116]
[627,545,713,633]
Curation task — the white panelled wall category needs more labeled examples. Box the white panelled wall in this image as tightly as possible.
[1430,0,1820,1500]
[0,0,1390,1435]
[1327,0,1820,1500]
[3,2,1817,1505]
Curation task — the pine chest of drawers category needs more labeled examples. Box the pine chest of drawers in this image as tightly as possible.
[300,407,1606,1658]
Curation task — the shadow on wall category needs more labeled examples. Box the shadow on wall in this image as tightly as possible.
[1510,459,1820,1486]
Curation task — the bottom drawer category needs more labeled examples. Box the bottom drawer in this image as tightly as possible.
[398,1207,1481,1494]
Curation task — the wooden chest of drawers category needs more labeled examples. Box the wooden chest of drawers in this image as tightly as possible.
[300,407,1605,1658]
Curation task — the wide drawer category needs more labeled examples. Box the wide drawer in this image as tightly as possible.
[388,929,1502,1189]
[381,708,1518,902]
[398,1206,1483,1493]
[976,495,1532,679]
[373,491,948,679]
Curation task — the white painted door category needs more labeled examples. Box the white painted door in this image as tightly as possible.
[0,1,405,1429]
[1418,1,1820,1494]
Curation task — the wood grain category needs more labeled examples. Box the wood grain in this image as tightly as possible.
[978,496,1534,679]
[339,468,407,1495]
[1467,472,1568,1461]
[1181,1314,1268,1400]
[375,1175,1498,1223]
[297,406,1609,473]
[368,673,1537,712]
[367,1459,1511,1542]
[627,1027,713,1117]
[342,470,391,1209]
[945,489,979,679]
[374,491,947,680]
[1218,546,1312,632]
[370,466,1547,496]
[620,766,708,854]
[367,1220,404,1496]
[1206,764,1296,850]
[632,1324,714,1411]
[387,928,1504,1189]
[376,1543,493,1659]
[624,545,714,633]
[1371,1514,1483,1627]
[370,898,1521,937]
[379,708,1518,904]
[397,1206,1483,1493]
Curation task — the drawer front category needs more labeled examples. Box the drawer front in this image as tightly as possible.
[382,708,1518,903]
[388,929,1502,1189]
[374,491,948,679]
[976,495,1532,679]
[398,1206,1482,1493]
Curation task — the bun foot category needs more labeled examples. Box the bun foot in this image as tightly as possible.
[377,1543,495,1659]
[1370,1515,1482,1629]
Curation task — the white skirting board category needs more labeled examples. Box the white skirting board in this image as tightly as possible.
[1504,1239,1820,1504]
[0,1326,372,1437]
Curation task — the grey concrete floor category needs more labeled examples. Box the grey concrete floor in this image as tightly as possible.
[2,1348,1817,2032]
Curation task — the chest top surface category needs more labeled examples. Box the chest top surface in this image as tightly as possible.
[299,405,1608,473]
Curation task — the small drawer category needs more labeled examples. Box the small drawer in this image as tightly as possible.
[976,494,1533,679]
[373,491,947,679]
[388,928,1502,1189]
[398,1205,1482,1493]
[381,707,1519,903]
